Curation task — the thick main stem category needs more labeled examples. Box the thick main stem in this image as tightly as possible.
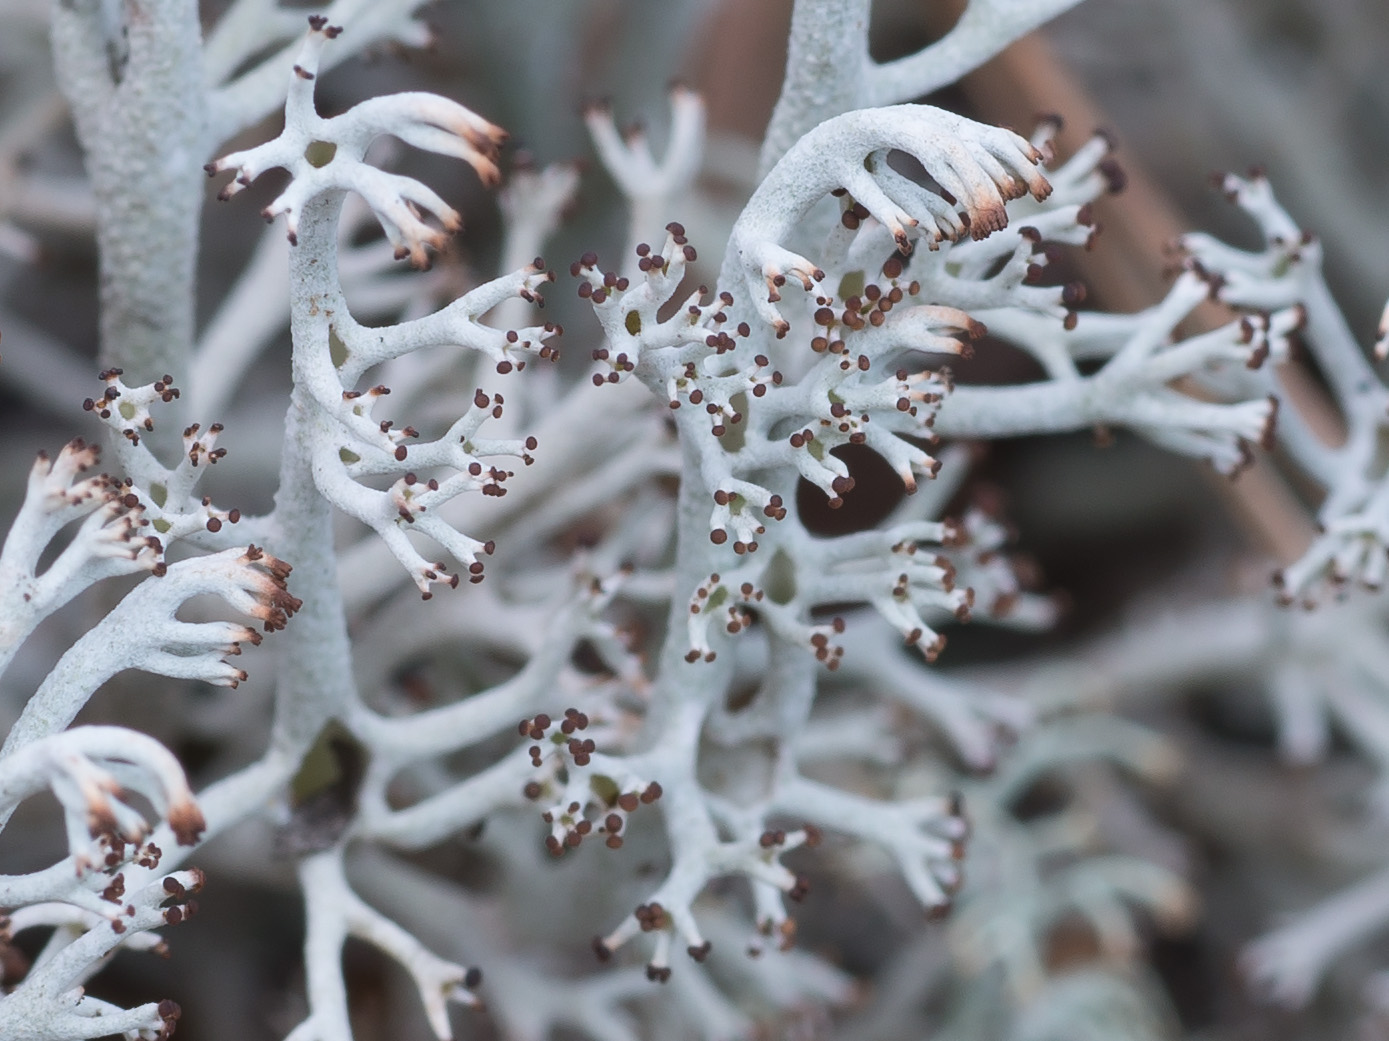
[268,196,360,756]
[268,392,357,755]
[645,433,735,741]
[50,0,206,384]
[757,0,871,178]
